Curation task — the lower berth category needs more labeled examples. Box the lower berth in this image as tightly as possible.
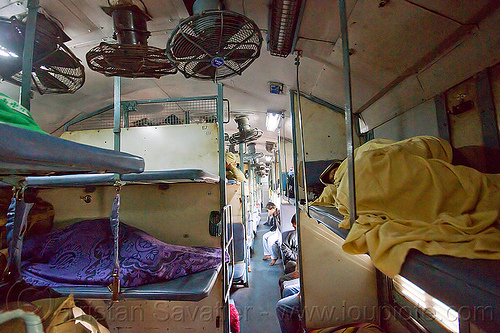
[21,219,223,301]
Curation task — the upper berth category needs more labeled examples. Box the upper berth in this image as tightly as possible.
[0,122,145,177]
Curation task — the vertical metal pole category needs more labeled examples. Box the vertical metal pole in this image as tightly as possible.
[295,57,309,211]
[239,143,246,225]
[113,76,121,152]
[277,124,283,197]
[290,90,305,306]
[20,0,39,110]
[339,0,357,228]
[217,83,226,209]
[217,83,229,333]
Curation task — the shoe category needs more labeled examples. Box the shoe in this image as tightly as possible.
[262,255,271,260]
[269,259,277,266]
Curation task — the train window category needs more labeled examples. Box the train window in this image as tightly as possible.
[393,275,459,333]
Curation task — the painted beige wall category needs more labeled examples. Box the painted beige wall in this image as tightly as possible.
[84,275,224,333]
[38,182,221,248]
[299,211,378,329]
[61,123,220,174]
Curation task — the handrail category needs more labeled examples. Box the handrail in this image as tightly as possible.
[0,309,44,333]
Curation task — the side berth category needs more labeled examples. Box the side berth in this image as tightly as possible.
[306,204,500,332]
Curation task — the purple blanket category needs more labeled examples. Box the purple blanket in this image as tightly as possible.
[21,219,222,288]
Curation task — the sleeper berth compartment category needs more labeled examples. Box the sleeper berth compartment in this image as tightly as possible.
[287,63,500,332]
[22,170,223,302]
[38,93,237,332]
[0,118,145,332]
[1,92,239,332]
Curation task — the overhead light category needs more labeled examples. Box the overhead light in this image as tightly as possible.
[268,0,305,57]
[266,110,282,132]
[0,45,18,58]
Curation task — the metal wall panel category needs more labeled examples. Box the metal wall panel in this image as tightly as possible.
[39,182,221,248]
[61,123,219,174]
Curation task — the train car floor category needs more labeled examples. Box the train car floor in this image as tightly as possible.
[231,211,284,333]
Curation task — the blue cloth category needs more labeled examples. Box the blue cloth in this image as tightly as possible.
[282,280,300,298]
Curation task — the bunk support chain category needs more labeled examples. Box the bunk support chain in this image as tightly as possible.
[109,180,123,302]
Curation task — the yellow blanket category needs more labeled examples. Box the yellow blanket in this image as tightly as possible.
[330,136,500,277]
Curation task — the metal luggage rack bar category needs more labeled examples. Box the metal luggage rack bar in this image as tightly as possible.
[63,96,230,132]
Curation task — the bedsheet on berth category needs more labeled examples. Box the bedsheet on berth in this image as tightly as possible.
[331,136,500,278]
[20,219,222,288]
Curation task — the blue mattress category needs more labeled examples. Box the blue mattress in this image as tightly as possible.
[400,250,500,332]
[24,170,220,187]
[308,205,349,239]
[308,205,500,331]
[0,123,144,176]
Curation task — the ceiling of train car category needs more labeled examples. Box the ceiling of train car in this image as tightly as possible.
[0,0,499,156]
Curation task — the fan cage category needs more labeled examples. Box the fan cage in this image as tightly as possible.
[86,43,177,78]
[229,128,263,144]
[65,98,229,132]
[166,10,263,81]
[9,44,85,94]
[0,14,85,94]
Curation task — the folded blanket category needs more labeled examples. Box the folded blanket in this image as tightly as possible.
[21,219,222,287]
[333,136,500,277]
[0,93,46,133]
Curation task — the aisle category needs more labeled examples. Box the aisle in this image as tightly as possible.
[231,212,284,333]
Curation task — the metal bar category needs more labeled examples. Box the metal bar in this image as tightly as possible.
[434,94,451,142]
[290,0,307,54]
[64,104,114,131]
[290,90,307,324]
[339,0,357,228]
[217,83,230,333]
[295,78,310,213]
[135,95,219,104]
[5,194,33,282]
[239,143,250,284]
[300,92,345,115]
[277,122,283,196]
[476,69,500,148]
[223,205,235,302]
[113,76,121,152]
[20,0,39,110]
[290,91,301,209]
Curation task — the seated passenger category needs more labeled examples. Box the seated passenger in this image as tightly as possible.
[276,284,301,333]
[225,152,246,182]
[262,201,281,265]
[281,214,298,274]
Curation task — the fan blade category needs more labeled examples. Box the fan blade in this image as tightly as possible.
[191,61,216,79]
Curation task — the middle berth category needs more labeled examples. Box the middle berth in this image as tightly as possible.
[20,170,224,302]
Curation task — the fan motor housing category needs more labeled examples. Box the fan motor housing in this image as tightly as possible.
[111,6,151,45]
